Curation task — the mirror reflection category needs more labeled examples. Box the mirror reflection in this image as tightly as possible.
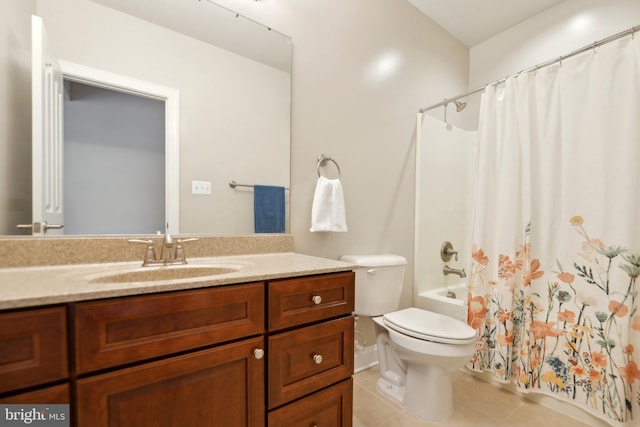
[1,0,292,236]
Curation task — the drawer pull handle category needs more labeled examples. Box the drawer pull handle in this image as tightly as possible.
[253,348,265,360]
[313,354,323,364]
[311,295,322,305]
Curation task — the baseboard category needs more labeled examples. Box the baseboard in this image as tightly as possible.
[355,344,378,373]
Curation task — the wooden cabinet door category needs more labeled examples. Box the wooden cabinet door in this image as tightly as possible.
[268,316,354,409]
[0,307,67,394]
[268,378,353,427]
[76,337,265,427]
[74,283,264,374]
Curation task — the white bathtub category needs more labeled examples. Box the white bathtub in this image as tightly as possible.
[417,283,467,322]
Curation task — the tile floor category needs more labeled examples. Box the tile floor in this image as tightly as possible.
[353,367,594,427]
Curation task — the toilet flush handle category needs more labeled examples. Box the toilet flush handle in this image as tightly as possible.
[367,269,377,274]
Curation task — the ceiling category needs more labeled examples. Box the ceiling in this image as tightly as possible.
[407,0,567,47]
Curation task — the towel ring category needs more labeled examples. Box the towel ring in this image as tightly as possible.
[316,154,341,179]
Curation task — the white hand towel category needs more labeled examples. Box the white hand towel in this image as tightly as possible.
[310,176,347,232]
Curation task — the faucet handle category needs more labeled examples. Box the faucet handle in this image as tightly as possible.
[441,241,459,262]
[173,238,199,264]
[128,239,157,265]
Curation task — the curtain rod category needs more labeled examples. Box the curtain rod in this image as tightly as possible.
[418,24,640,114]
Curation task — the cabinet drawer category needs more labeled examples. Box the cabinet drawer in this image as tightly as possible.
[0,307,68,394]
[268,316,353,409]
[268,272,354,331]
[0,383,70,404]
[268,378,353,427]
[76,337,265,427]
[74,283,264,374]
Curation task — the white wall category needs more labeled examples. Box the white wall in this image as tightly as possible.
[36,0,290,234]
[0,0,35,234]
[470,0,640,87]
[414,115,476,301]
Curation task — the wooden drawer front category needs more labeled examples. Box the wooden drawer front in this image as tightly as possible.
[268,378,353,427]
[0,307,68,394]
[74,282,264,374]
[0,383,70,404]
[268,316,353,409]
[268,272,354,331]
[76,337,265,427]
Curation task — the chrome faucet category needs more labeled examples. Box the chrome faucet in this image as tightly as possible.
[443,265,467,278]
[129,234,198,267]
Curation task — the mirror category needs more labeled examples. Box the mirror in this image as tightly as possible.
[0,0,292,236]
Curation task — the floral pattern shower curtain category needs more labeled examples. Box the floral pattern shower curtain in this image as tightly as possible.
[468,35,640,426]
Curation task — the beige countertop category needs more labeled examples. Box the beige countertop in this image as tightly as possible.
[0,252,354,310]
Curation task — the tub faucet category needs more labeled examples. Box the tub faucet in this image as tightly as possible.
[443,265,466,278]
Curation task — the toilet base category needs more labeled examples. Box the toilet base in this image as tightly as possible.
[404,363,453,421]
[377,363,454,422]
[376,376,404,406]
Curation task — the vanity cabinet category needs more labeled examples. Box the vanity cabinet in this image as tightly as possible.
[267,272,355,426]
[0,270,354,427]
[0,307,69,403]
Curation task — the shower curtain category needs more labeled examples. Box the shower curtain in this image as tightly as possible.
[467,35,640,425]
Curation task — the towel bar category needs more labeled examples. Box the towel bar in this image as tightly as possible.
[316,154,341,179]
[229,180,290,190]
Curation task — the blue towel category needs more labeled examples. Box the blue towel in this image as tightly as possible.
[254,185,285,233]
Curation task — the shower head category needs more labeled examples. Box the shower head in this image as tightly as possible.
[454,100,467,112]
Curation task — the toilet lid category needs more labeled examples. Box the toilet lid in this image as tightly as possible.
[383,307,476,344]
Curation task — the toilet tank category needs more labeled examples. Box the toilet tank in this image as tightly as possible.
[339,254,407,316]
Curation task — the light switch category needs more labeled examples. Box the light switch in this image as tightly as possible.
[192,180,211,195]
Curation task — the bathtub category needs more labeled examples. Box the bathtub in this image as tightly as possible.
[417,283,467,322]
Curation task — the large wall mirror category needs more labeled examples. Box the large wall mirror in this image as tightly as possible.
[1,0,292,236]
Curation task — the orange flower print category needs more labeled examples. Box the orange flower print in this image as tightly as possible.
[617,361,640,385]
[623,345,634,355]
[608,301,629,317]
[498,308,513,323]
[591,352,607,369]
[570,365,587,377]
[589,369,603,383]
[498,254,516,279]
[557,310,576,323]
[530,320,565,340]
[472,244,489,265]
[468,296,487,330]
[498,333,513,346]
[633,315,640,331]
[557,272,575,284]
[524,259,544,286]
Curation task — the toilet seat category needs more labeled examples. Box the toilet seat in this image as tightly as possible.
[383,307,476,345]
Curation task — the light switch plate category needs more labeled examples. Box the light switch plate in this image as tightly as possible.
[192,180,211,195]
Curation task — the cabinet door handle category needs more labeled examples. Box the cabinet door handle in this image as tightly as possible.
[253,348,265,360]
[313,354,323,364]
[311,295,322,305]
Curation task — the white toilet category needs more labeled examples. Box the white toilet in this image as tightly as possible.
[340,254,476,422]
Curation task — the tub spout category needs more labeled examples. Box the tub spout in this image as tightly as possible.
[443,265,466,278]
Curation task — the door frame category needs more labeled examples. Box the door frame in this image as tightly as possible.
[59,60,180,234]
